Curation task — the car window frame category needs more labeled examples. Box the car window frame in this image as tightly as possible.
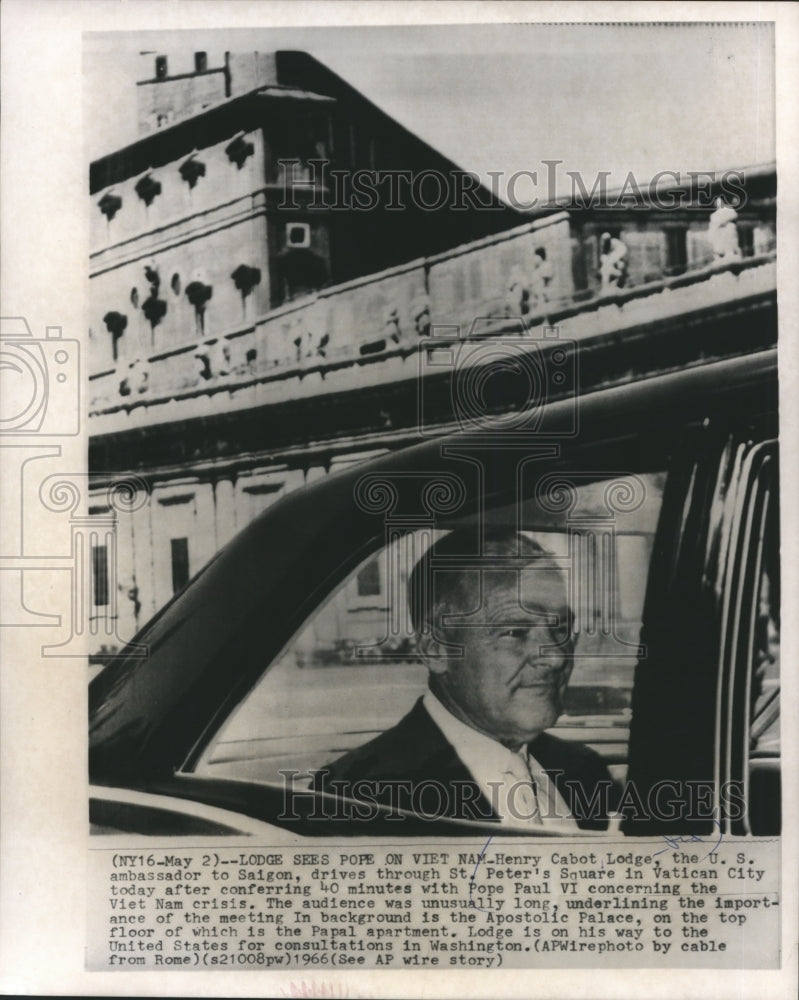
[716,441,779,836]
[89,352,778,838]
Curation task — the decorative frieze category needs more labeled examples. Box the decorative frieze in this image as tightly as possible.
[135,173,163,207]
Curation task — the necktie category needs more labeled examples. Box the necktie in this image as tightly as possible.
[503,749,542,825]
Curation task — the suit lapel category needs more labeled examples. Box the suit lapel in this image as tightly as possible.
[399,699,499,820]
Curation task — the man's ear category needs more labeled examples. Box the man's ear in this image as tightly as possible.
[416,631,454,675]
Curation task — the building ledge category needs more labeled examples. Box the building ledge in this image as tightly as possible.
[89,253,776,439]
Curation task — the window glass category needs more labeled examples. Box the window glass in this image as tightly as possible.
[193,472,666,789]
[92,544,109,608]
[750,564,779,753]
[356,557,381,598]
[743,451,779,836]
[170,537,190,594]
[749,480,780,758]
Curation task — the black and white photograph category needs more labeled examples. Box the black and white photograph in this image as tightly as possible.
[1,2,797,996]
[86,22,779,836]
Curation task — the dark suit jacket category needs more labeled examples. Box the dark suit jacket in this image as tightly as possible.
[314,697,617,830]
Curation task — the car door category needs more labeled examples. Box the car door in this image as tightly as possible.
[623,420,779,836]
[719,439,779,836]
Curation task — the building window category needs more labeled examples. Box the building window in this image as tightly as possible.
[135,173,162,207]
[286,222,312,249]
[194,51,208,72]
[356,557,381,597]
[155,55,168,80]
[665,227,688,276]
[179,155,206,189]
[231,264,262,298]
[92,545,109,607]
[103,311,128,362]
[170,537,190,594]
[98,191,122,222]
[737,224,755,258]
[185,280,213,336]
[242,482,284,523]
[225,133,255,169]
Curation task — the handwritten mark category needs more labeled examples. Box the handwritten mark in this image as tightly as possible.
[468,836,494,912]
[653,820,723,861]
[281,981,363,999]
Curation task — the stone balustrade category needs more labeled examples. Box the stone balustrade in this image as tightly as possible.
[89,211,776,420]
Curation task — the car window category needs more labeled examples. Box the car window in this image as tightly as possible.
[743,455,780,836]
[192,471,666,791]
[750,563,779,753]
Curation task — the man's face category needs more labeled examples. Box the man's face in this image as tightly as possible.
[430,564,573,748]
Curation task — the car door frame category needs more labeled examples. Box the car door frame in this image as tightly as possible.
[89,351,778,838]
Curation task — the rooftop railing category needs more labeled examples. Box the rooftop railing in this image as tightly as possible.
[89,210,776,418]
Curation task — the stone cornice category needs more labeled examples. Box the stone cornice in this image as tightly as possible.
[89,285,776,476]
[89,256,776,424]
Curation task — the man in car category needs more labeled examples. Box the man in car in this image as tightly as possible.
[314,528,616,830]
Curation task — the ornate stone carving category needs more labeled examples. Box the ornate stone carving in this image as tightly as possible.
[179,155,206,189]
[186,280,213,311]
[231,264,262,299]
[186,280,213,336]
[225,134,254,169]
[141,265,167,330]
[119,357,149,396]
[102,311,128,361]
[141,296,167,329]
[98,192,122,221]
[135,173,162,207]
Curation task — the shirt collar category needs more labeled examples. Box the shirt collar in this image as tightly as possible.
[422,690,578,828]
[422,689,522,778]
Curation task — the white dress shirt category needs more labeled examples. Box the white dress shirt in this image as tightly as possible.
[423,690,578,830]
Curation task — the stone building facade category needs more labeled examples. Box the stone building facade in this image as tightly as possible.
[87,50,777,661]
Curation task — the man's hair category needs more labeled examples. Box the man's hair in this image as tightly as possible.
[407,526,559,636]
